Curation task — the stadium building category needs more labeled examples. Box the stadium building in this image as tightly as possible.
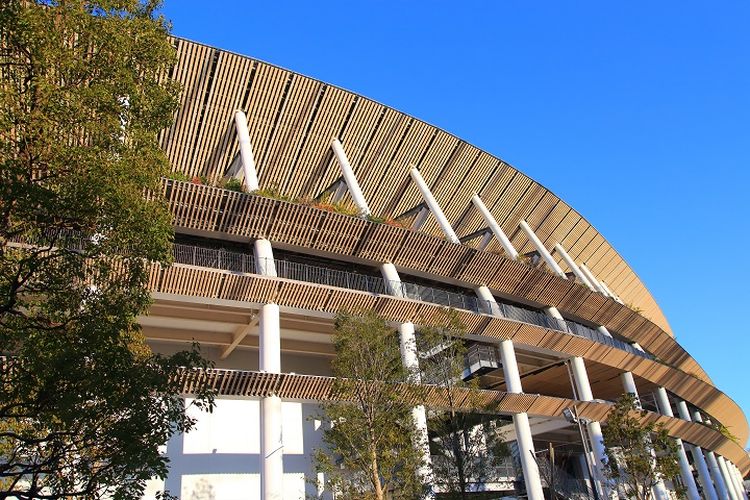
[142,37,750,499]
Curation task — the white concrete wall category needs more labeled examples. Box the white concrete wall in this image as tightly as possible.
[148,398,327,499]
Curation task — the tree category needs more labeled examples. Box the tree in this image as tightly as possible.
[601,393,681,500]
[0,1,213,498]
[314,311,427,499]
[417,310,510,500]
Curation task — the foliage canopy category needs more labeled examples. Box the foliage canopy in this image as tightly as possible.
[314,311,427,499]
[601,393,681,500]
[0,1,213,498]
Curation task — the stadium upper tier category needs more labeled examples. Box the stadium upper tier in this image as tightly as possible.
[160,37,669,336]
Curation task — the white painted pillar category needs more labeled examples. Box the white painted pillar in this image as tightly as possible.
[499,340,544,500]
[380,264,433,493]
[731,465,748,500]
[254,239,282,500]
[622,374,669,499]
[677,400,719,500]
[519,220,566,278]
[596,326,613,338]
[726,461,747,500]
[254,239,277,277]
[579,263,608,295]
[707,451,733,500]
[398,322,433,494]
[331,138,371,216]
[234,110,259,192]
[695,408,731,500]
[655,387,701,500]
[620,371,639,401]
[409,167,460,244]
[380,262,404,298]
[719,456,741,500]
[554,243,595,290]
[471,194,519,259]
[569,357,608,495]
[475,284,500,316]
[733,465,747,499]
[543,305,568,332]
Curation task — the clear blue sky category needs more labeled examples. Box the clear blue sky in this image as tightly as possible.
[161,1,750,443]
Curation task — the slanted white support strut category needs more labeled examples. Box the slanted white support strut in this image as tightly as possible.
[498,340,544,500]
[331,138,371,216]
[569,357,609,497]
[519,220,566,278]
[579,263,608,296]
[554,243,595,290]
[471,194,519,259]
[234,110,260,192]
[254,239,283,500]
[654,387,700,500]
[409,167,460,244]
[677,401,719,500]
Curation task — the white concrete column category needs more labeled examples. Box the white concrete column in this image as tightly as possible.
[259,303,281,373]
[554,243,595,290]
[254,239,283,500]
[331,138,371,216]
[519,220,566,278]
[254,239,277,277]
[620,371,639,402]
[543,305,568,332]
[579,263,608,295]
[475,284,500,316]
[726,462,747,500]
[234,110,259,192]
[707,450,732,500]
[731,465,748,500]
[409,167,460,244]
[621,374,669,499]
[499,340,544,500]
[398,322,433,494]
[471,194,519,259]
[719,456,741,500]
[677,401,719,500]
[695,406,730,500]
[380,262,404,298]
[569,356,609,495]
[655,388,701,500]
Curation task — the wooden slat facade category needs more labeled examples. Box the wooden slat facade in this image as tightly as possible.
[160,37,671,336]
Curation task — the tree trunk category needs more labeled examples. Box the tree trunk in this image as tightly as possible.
[370,443,384,500]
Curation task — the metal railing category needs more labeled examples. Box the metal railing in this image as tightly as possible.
[172,243,651,359]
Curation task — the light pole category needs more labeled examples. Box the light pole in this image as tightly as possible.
[563,405,601,500]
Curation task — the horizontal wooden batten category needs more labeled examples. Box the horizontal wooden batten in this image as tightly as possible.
[175,368,750,474]
[146,262,748,445]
